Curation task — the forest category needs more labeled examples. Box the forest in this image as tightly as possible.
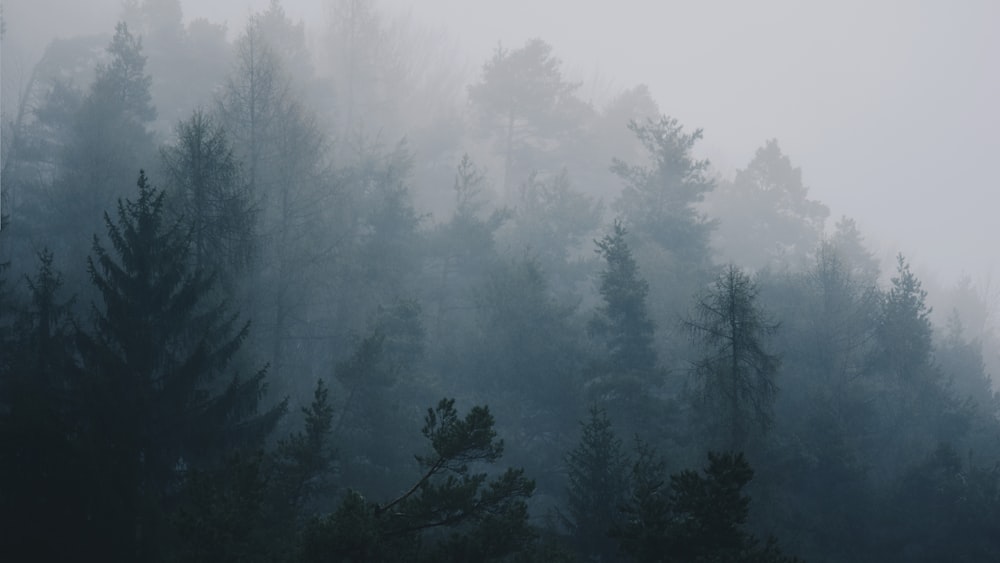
[1,1,999,561]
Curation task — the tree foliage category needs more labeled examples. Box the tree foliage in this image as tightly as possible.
[685,265,780,450]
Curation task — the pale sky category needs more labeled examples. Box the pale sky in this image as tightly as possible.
[4,0,998,285]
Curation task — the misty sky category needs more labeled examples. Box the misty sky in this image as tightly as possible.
[4,0,998,286]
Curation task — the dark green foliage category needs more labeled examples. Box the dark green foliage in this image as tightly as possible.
[272,378,337,515]
[0,251,87,560]
[474,256,581,406]
[685,265,780,450]
[564,405,629,559]
[300,398,538,562]
[590,220,657,377]
[616,451,800,563]
[169,451,271,563]
[75,171,284,559]
[874,444,1000,562]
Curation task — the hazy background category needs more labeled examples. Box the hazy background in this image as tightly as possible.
[4,0,998,284]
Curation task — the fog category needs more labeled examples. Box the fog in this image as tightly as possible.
[3,1,1000,561]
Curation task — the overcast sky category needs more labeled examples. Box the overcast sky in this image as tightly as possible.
[4,0,998,285]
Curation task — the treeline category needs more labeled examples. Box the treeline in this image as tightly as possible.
[2,1,999,562]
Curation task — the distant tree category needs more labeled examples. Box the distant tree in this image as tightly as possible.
[711,139,829,270]
[217,14,334,378]
[830,216,880,282]
[503,168,602,290]
[425,155,508,341]
[92,22,156,123]
[468,38,583,199]
[474,256,580,409]
[588,220,664,436]
[874,254,934,381]
[590,220,657,376]
[685,265,780,450]
[75,171,285,559]
[161,110,256,279]
[563,405,629,559]
[613,116,716,269]
[937,311,998,418]
[45,22,157,268]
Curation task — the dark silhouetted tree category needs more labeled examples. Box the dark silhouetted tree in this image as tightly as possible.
[75,171,284,559]
[564,405,629,559]
[590,220,657,376]
[685,265,780,450]
[300,398,537,562]
[616,451,800,562]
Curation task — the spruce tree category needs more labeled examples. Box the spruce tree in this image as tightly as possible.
[564,405,629,559]
[590,220,657,376]
[75,171,284,559]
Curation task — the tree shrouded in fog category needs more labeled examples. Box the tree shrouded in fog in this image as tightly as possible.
[711,139,829,270]
[874,254,934,381]
[161,110,256,279]
[685,265,780,450]
[468,38,582,200]
[613,116,716,269]
[590,220,657,378]
[5,4,1000,561]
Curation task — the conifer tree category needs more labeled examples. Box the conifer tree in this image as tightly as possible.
[76,170,284,559]
[590,220,657,376]
[0,251,85,560]
[685,265,780,450]
[564,405,629,559]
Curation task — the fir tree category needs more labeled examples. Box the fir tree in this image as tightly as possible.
[75,170,284,559]
[564,405,629,559]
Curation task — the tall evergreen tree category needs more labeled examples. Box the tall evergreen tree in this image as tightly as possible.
[612,116,716,269]
[564,405,629,560]
[590,220,657,376]
[75,171,284,560]
[685,265,780,450]
[874,254,934,381]
[161,110,256,279]
[0,251,85,561]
